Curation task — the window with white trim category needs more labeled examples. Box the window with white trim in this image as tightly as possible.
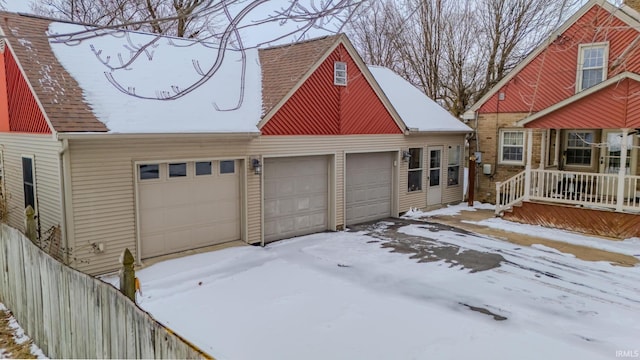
[334,61,347,86]
[139,164,160,180]
[565,131,594,166]
[168,163,187,178]
[220,160,235,174]
[195,161,212,176]
[447,145,461,186]
[407,148,422,192]
[22,156,36,211]
[499,130,525,165]
[0,151,4,200]
[577,43,608,92]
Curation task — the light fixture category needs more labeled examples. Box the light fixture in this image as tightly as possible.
[252,158,262,175]
[402,150,411,162]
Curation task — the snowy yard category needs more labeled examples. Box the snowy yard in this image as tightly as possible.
[119,204,640,360]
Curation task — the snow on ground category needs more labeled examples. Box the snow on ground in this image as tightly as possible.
[467,217,640,258]
[115,215,640,360]
[0,303,47,359]
[402,201,640,258]
[403,201,495,218]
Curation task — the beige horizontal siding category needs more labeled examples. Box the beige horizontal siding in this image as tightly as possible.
[397,134,467,212]
[68,133,466,275]
[0,134,62,238]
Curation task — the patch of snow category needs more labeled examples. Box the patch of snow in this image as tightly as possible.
[402,201,495,219]
[3,0,34,13]
[531,244,576,257]
[368,66,472,132]
[467,217,640,257]
[48,22,263,133]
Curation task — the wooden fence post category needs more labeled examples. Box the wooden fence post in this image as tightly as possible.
[25,206,37,242]
[119,248,136,303]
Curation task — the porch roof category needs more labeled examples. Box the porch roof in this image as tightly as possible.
[516,72,640,129]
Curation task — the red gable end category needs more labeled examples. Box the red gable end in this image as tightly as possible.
[261,44,401,135]
[525,77,640,129]
[1,47,51,134]
[479,5,640,114]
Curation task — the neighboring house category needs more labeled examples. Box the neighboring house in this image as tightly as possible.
[464,0,640,238]
[0,12,471,275]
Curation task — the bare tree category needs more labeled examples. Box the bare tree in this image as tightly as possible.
[33,0,212,38]
[34,0,364,103]
[348,0,581,116]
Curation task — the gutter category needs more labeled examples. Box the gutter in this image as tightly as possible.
[56,131,262,140]
[405,129,472,136]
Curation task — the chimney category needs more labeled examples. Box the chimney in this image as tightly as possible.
[625,0,640,12]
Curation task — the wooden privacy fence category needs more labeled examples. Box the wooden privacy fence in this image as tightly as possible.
[0,224,211,359]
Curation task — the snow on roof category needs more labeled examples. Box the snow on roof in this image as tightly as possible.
[48,22,262,133]
[368,66,471,133]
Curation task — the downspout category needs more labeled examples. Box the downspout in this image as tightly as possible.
[58,139,75,265]
[57,138,70,264]
[474,112,480,199]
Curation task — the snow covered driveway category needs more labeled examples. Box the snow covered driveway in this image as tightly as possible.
[128,219,640,360]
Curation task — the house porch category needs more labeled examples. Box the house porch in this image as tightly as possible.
[502,201,640,239]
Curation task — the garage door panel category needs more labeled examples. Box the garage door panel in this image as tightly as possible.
[346,153,393,225]
[139,161,241,259]
[264,156,328,243]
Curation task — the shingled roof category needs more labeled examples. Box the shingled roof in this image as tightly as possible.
[0,12,345,133]
[0,12,107,132]
[258,35,339,116]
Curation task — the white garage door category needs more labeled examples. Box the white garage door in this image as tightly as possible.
[138,160,240,259]
[346,152,393,225]
[264,156,328,243]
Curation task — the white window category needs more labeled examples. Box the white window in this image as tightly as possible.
[0,151,4,199]
[334,61,347,86]
[577,43,608,92]
[168,163,187,178]
[195,161,212,176]
[499,130,525,165]
[139,164,160,180]
[220,160,235,174]
[22,155,37,212]
[447,145,461,186]
[407,148,422,192]
[565,131,594,166]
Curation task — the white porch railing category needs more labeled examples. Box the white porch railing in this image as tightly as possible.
[496,169,640,215]
[495,171,527,214]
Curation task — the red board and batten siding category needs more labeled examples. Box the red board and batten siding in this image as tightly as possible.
[526,78,640,129]
[261,44,402,136]
[479,4,640,115]
[0,48,50,134]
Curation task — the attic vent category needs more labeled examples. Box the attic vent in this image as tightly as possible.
[334,61,347,86]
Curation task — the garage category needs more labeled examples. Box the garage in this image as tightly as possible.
[264,156,329,243]
[346,152,394,225]
[137,160,241,259]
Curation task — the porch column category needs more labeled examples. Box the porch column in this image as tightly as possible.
[524,128,533,201]
[537,130,546,197]
[616,129,630,212]
[554,130,561,167]
[539,130,546,170]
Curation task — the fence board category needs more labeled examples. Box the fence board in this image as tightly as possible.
[0,224,212,359]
